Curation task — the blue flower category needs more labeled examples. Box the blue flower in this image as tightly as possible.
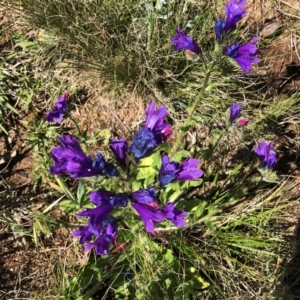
[159,155,204,187]
[73,216,118,256]
[214,0,246,40]
[109,138,128,167]
[254,141,277,169]
[45,93,69,124]
[170,28,201,55]
[214,19,227,41]
[229,102,242,123]
[92,152,119,177]
[129,101,172,162]
[50,135,118,178]
[223,37,260,72]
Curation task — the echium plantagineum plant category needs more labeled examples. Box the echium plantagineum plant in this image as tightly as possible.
[50,101,202,255]
[47,0,278,256]
[46,0,279,297]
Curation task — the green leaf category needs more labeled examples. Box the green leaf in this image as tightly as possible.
[193,200,207,218]
[77,180,86,208]
[55,177,77,202]
[132,180,142,192]
[159,142,171,153]
[163,249,174,265]
[136,151,161,187]
[59,200,75,213]
[180,119,198,133]
[173,150,190,162]
[229,163,243,177]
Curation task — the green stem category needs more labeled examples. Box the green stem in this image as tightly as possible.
[82,281,103,300]
[69,115,82,137]
[171,61,216,156]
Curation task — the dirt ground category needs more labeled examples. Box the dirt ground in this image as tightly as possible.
[1,0,300,299]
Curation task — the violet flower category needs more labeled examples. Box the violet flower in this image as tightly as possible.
[73,216,118,256]
[160,203,187,227]
[159,155,204,187]
[77,205,114,227]
[89,189,129,207]
[224,0,247,31]
[214,0,247,40]
[130,188,188,233]
[170,28,201,55]
[229,102,242,123]
[45,93,69,124]
[50,135,118,178]
[223,37,260,72]
[109,138,128,167]
[129,101,172,162]
[254,141,277,169]
[130,188,164,234]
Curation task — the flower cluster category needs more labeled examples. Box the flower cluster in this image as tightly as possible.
[170,0,260,72]
[50,101,203,255]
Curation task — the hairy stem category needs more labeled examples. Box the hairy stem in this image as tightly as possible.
[171,61,216,156]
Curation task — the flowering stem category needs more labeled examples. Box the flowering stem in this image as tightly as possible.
[171,61,216,155]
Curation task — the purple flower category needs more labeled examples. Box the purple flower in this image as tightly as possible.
[45,93,69,124]
[73,216,118,256]
[160,203,187,227]
[159,155,204,187]
[177,158,204,180]
[50,135,118,178]
[72,226,94,244]
[229,102,242,123]
[129,101,172,162]
[214,0,246,40]
[74,191,129,255]
[109,138,128,167]
[170,28,201,55]
[254,141,277,169]
[224,0,246,31]
[131,188,164,234]
[77,205,115,227]
[223,37,260,72]
[130,188,188,232]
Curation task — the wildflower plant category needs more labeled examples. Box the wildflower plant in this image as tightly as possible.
[35,0,287,298]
